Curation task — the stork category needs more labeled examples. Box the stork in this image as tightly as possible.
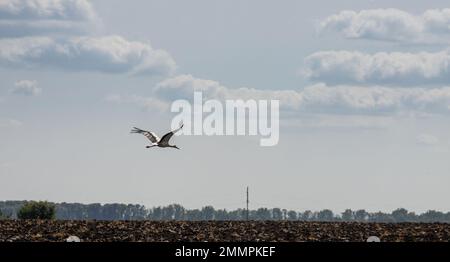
[131,124,183,149]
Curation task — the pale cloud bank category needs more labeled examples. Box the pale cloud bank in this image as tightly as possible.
[0,0,98,37]
[0,0,176,76]
[0,36,176,75]
[108,75,450,115]
[320,8,450,43]
[11,79,41,96]
[154,74,303,110]
[303,50,450,86]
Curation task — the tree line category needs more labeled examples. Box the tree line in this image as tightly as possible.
[1,201,450,222]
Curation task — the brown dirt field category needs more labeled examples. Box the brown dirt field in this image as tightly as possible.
[0,220,449,242]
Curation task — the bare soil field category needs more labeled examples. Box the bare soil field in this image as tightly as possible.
[0,220,449,242]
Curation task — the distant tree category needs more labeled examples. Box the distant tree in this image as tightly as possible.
[215,209,229,220]
[228,209,245,220]
[162,205,175,220]
[445,212,450,222]
[101,204,115,220]
[341,209,354,221]
[300,210,313,221]
[122,204,147,220]
[3,200,450,222]
[0,201,27,219]
[0,209,11,219]
[202,206,215,220]
[317,209,334,221]
[151,207,163,220]
[272,208,283,220]
[369,212,395,223]
[17,201,56,220]
[171,204,185,220]
[406,211,417,222]
[420,210,445,223]
[256,208,271,220]
[287,210,298,220]
[59,202,87,219]
[354,209,369,222]
[87,203,102,219]
[186,209,203,221]
[391,208,409,222]
[310,211,319,221]
[248,210,258,220]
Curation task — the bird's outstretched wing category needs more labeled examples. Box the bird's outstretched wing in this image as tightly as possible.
[131,127,160,143]
[159,124,184,146]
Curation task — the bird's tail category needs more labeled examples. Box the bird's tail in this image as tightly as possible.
[130,127,145,134]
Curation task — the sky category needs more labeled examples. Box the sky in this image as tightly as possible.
[1,0,450,213]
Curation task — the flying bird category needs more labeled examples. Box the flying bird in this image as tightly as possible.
[131,124,183,149]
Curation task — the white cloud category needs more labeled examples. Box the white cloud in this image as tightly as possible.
[0,35,176,75]
[0,1,176,77]
[416,134,439,146]
[154,74,303,110]
[152,75,450,115]
[300,84,450,114]
[0,0,98,37]
[303,50,450,86]
[319,8,450,43]
[0,0,95,20]
[11,79,41,96]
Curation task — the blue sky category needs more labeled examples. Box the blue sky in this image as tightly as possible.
[1,0,450,213]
